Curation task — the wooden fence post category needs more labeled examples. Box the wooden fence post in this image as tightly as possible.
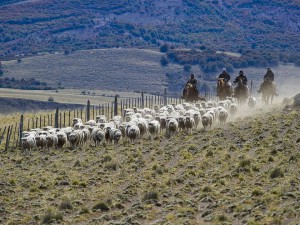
[68,110,71,126]
[114,94,118,116]
[59,112,62,128]
[93,105,95,120]
[55,107,59,128]
[141,92,144,108]
[4,126,11,151]
[164,88,167,106]
[64,112,66,128]
[250,80,253,97]
[19,115,23,147]
[0,126,6,145]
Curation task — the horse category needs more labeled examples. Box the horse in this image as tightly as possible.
[233,77,249,106]
[184,83,205,102]
[260,79,276,105]
[217,78,232,100]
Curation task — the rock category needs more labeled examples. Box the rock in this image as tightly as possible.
[294,93,300,106]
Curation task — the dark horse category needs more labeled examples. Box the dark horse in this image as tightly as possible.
[260,78,276,105]
[217,78,232,100]
[233,77,249,105]
[184,83,206,102]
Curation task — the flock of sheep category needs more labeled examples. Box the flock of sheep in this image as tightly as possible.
[21,97,257,153]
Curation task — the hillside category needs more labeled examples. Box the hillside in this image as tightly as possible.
[0,102,299,224]
[0,0,299,65]
[0,97,84,114]
[1,48,300,97]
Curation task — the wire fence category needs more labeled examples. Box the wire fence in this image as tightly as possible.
[0,89,218,151]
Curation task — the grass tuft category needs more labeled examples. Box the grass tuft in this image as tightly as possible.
[270,168,284,179]
[92,202,110,211]
[42,208,63,224]
[59,197,73,210]
[143,191,159,202]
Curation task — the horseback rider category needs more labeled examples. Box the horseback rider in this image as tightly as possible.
[218,68,231,83]
[233,70,248,85]
[264,67,274,81]
[183,73,198,98]
[257,68,277,95]
[217,68,232,96]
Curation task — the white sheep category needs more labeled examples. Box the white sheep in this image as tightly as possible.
[148,120,160,139]
[126,125,140,143]
[21,136,36,154]
[248,97,256,110]
[91,128,105,147]
[167,118,178,137]
[202,113,213,130]
[229,103,238,117]
[218,109,229,125]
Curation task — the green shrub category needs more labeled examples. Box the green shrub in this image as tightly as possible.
[42,208,63,224]
[270,168,284,179]
[143,191,159,201]
[92,202,109,211]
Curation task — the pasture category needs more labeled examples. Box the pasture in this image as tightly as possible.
[2,48,299,100]
[0,96,299,224]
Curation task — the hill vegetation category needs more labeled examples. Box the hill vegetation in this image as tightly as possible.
[0,0,299,68]
[0,103,299,224]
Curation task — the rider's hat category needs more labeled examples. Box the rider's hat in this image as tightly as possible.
[222,68,227,72]
[239,70,244,75]
[191,73,194,78]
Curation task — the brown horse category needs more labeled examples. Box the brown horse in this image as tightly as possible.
[217,78,232,100]
[260,79,276,105]
[184,83,205,102]
[233,77,249,105]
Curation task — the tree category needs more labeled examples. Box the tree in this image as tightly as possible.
[183,64,191,72]
[160,43,169,53]
[160,56,169,66]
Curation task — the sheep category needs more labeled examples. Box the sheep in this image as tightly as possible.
[248,97,256,110]
[218,109,229,125]
[42,126,53,131]
[46,134,58,150]
[126,125,140,143]
[68,130,81,149]
[159,116,167,133]
[136,118,148,138]
[144,114,154,123]
[96,115,107,123]
[109,128,122,145]
[81,128,90,144]
[56,131,67,149]
[85,120,96,127]
[192,111,201,129]
[229,103,238,117]
[72,118,82,127]
[202,113,213,130]
[184,116,195,133]
[148,120,160,139]
[166,118,178,137]
[21,136,36,154]
[178,116,186,131]
[118,123,127,138]
[73,122,84,130]
[35,135,47,150]
[91,128,105,147]
[113,115,123,124]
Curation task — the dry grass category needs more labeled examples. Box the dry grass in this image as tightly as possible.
[0,103,299,224]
